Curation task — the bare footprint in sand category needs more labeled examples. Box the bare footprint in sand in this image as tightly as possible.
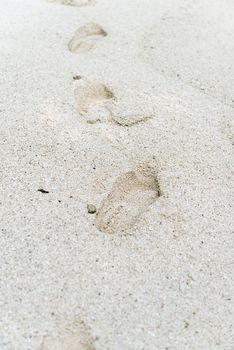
[74,80,153,126]
[74,81,114,123]
[95,164,162,234]
[68,23,107,53]
[39,319,96,350]
[47,0,95,7]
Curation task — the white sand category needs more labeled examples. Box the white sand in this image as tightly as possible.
[0,0,233,349]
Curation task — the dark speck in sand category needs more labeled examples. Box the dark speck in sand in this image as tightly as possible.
[38,188,49,194]
[73,75,82,80]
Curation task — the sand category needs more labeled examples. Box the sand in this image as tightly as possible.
[0,0,233,349]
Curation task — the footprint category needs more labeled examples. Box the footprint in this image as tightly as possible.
[74,81,114,123]
[39,319,96,350]
[47,0,95,6]
[68,23,107,53]
[74,81,153,126]
[95,164,162,234]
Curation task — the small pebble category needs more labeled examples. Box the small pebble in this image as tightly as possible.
[87,204,97,214]
[73,75,82,80]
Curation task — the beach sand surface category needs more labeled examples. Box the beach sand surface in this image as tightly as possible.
[0,0,233,349]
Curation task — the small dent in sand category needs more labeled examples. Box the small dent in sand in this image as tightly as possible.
[68,23,107,53]
[95,163,162,234]
[39,319,96,350]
